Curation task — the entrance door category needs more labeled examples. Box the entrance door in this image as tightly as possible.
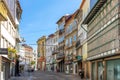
[75,64,77,73]
[2,62,5,80]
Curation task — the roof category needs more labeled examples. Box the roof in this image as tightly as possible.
[56,14,70,24]
[37,36,46,42]
[22,44,33,49]
[82,0,107,24]
[48,34,55,38]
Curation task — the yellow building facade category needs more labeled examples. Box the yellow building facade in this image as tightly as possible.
[37,36,46,71]
[0,1,7,21]
[81,0,90,79]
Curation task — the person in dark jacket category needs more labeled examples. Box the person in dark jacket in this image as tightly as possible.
[15,58,20,76]
[79,69,84,79]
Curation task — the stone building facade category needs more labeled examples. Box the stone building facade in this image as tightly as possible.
[83,0,120,80]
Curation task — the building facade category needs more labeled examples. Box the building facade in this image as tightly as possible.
[83,0,120,80]
[75,0,90,78]
[37,36,46,71]
[18,44,25,72]
[56,15,68,72]
[0,0,22,80]
[51,31,59,72]
[22,44,33,69]
[75,8,83,76]
[46,34,55,71]
[64,13,78,74]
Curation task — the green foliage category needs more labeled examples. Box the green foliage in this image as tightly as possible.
[8,47,17,59]
[31,61,35,65]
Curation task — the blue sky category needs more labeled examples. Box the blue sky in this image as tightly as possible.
[19,0,82,49]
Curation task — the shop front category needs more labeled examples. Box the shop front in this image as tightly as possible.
[106,59,120,80]
[38,56,46,71]
[1,56,11,80]
[91,55,120,80]
[56,59,64,72]
[65,60,73,74]
[0,48,11,80]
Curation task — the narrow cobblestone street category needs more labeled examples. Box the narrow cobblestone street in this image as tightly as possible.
[10,71,84,80]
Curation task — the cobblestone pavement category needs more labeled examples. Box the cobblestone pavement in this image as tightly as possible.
[9,71,85,80]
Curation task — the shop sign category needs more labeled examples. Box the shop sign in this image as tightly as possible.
[0,48,8,55]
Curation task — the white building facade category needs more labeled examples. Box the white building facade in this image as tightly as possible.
[0,0,22,80]
[46,33,58,71]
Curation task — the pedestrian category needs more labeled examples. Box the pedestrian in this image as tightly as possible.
[15,58,20,76]
[81,69,84,79]
[15,56,20,76]
[79,69,84,79]
[56,66,57,72]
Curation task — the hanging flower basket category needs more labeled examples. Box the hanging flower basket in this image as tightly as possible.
[8,47,17,60]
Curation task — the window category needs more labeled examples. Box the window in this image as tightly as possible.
[107,59,120,80]
[8,22,11,33]
[1,37,4,48]
[98,62,103,80]
[73,35,77,41]
[69,37,72,46]
[70,24,72,32]
[65,39,68,46]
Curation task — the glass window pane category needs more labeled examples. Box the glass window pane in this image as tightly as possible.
[98,62,103,80]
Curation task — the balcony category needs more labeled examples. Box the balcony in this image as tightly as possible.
[52,50,59,55]
[57,52,64,60]
[16,32,22,43]
[65,27,77,36]
[0,2,7,21]
[59,29,64,35]
[58,36,64,43]
[65,54,73,61]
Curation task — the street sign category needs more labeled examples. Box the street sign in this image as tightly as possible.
[0,48,8,55]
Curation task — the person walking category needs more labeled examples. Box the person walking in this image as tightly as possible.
[79,69,84,79]
[15,58,20,76]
